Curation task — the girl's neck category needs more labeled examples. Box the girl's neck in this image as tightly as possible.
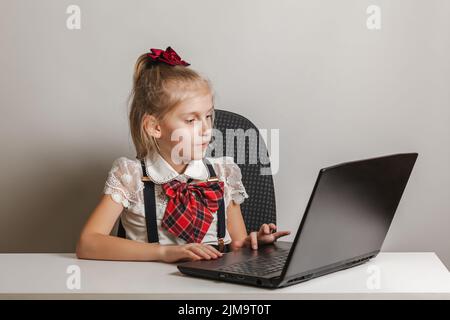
[158,150,189,174]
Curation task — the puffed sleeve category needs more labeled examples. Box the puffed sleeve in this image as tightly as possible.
[103,157,143,208]
[217,156,249,205]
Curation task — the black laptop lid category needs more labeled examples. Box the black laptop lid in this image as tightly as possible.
[282,153,418,279]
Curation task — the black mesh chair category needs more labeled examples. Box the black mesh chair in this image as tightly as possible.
[117,108,276,237]
[207,109,276,233]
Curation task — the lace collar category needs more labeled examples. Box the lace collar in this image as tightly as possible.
[143,151,210,184]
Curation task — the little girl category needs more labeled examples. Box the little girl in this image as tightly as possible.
[76,46,290,263]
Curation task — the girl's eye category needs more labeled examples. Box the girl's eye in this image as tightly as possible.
[185,119,195,123]
[206,114,213,119]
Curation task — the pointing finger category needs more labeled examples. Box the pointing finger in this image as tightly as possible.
[272,231,291,240]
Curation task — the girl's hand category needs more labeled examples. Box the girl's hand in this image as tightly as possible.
[231,223,291,251]
[159,243,223,263]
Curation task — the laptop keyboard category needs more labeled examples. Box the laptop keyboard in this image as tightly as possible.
[217,249,289,276]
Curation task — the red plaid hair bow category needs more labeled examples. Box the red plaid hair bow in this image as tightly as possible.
[161,179,225,243]
[147,46,190,66]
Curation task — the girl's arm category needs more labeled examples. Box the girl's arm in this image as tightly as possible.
[226,200,248,243]
[76,194,163,261]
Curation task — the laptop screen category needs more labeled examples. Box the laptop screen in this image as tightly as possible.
[283,153,418,278]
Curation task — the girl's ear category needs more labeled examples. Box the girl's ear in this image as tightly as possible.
[143,114,162,138]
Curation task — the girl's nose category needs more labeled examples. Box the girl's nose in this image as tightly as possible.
[200,117,211,136]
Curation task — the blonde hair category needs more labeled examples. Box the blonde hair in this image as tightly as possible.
[128,52,215,160]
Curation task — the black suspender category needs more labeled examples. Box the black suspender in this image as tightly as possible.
[140,160,159,243]
[203,158,226,252]
[139,158,226,251]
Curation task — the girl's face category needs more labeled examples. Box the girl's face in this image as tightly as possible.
[153,93,214,163]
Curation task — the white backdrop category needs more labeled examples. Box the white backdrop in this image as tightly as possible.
[1,0,449,268]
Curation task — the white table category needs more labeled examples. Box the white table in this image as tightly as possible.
[0,253,449,299]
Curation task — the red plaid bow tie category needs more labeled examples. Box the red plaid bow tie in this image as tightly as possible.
[161,179,225,243]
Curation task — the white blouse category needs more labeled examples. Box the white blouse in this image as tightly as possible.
[103,151,249,246]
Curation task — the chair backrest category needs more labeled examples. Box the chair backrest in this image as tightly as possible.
[207,109,276,233]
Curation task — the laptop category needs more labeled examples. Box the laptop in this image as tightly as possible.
[177,152,418,288]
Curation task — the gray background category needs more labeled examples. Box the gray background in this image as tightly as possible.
[1,0,449,268]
